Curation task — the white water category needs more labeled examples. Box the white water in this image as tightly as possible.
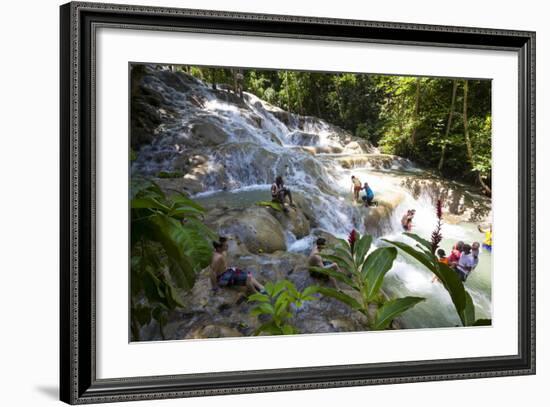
[133,71,492,329]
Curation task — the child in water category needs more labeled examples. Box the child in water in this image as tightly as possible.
[432,248,448,283]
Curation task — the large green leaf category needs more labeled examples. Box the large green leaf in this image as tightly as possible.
[330,247,355,267]
[461,290,476,327]
[256,201,284,211]
[436,262,467,323]
[403,232,432,251]
[315,287,362,312]
[147,214,199,289]
[320,253,354,273]
[308,266,357,289]
[382,239,436,271]
[383,239,467,324]
[473,319,492,326]
[354,234,373,268]
[372,296,425,330]
[131,197,170,212]
[362,247,397,301]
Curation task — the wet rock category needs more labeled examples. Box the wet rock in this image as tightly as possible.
[206,206,287,253]
[400,177,491,222]
[189,121,229,146]
[363,191,405,236]
[269,206,311,239]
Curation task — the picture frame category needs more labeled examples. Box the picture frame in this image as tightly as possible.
[60,1,536,404]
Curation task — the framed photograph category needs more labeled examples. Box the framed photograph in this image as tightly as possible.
[60,1,535,404]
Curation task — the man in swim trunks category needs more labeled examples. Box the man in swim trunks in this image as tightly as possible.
[308,238,341,282]
[351,175,362,203]
[478,224,492,252]
[210,237,265,293]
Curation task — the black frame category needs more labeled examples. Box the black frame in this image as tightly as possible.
[60,1,536,404]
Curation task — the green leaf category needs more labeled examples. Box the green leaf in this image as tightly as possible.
[168,206,204,219]
[403,232,432,250]
[131,197,170,212]
[170,193,205,212]
[382,239,436,271]
[281,324,297,335]
[256,201,283,211]
[315,287,362,311]
[354,234,373,268]
[248,293,270,303]
[321,253,354,272]
[436,262,467,323]
[362,247,397,301]
[308,266,358,289]
[461,290,476,327]
[372,296,425,330]
[302,285,322,297]
[254,321,282,335]
[251,302,275,316]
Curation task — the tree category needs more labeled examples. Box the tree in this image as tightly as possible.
[438,79,458,171]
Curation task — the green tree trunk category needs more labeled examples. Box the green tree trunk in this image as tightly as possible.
[410,78,421,145]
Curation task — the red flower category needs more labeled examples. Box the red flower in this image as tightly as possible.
[348,229,357,252]
[431,200,443,254]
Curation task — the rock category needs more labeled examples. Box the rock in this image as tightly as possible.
[185,324,244,339]
[363,191,405,236]
[206,206,287,253]
[400,177,491,222]
[189,121,229,146]
[269,206,311,239]
[288,130,320,146]
[159,251,373,340]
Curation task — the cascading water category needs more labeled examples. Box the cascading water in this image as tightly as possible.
[132,68,492,329]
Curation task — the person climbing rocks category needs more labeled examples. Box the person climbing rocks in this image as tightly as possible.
[209,237,265,294]
[361,182,375,207]
[401,209,415,231]
[308,237,341,284]
[351,175,362,203]
[271,176,295,211]
[478,223,492,252]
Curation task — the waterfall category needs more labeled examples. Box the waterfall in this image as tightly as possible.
[131,68,492,329]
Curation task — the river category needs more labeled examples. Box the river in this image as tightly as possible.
[132,67,492,329]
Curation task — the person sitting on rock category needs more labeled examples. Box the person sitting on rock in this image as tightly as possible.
[210,237,265,294]
[361,182,375,207]
[271,176,295,210]
[308,238,341,283]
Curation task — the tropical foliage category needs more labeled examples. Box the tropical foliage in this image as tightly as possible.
[309,230,424,330]
[248,280,319,335]
[383,234,490,327]
[130,179,216,340]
